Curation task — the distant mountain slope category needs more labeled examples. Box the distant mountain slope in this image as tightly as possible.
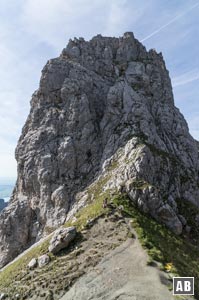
[0,185,14,200]
[0,199,7,211]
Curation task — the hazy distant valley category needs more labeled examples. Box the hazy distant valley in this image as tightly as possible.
[0,184,14,202]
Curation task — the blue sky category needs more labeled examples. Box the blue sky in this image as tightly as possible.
[0,0,198,180]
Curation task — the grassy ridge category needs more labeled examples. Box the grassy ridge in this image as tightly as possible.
[113,194,199,299]
[0,239,50,293]
[0,176,111,298]
[1,181,199,299]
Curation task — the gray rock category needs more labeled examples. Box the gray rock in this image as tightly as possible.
[195,214,199,225]
[27,258,37,269]
[38,254,50,267]
[0,293,6,300]
[178,215,187,226]
[185,225,191,234]
[157,204,182,235]
[85,218,95,228]
[48,227,76,254]
[46,290,54,300]
[0,32,199,267]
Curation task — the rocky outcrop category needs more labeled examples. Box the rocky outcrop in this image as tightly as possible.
[37,254,50,267]
[27,254,50,269]
[0,32,198,268]
[0,200,7,212]
[48,226,76,254]
[27,258,37,269]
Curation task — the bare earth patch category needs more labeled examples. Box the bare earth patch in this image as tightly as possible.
[60,235,175,300]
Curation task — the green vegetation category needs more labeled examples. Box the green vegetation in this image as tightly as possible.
[126,132,148,144]
[144,142,178,164]
[64,192,110,231]
[113,193,199,299]
[1,169,199,299]
[125,132,179,166]
[0,174,113,298]
[176,198,199,239]
[129,179,151,190]
[106,160,119,172]
[0,238,50,293]
[65,175,113,231]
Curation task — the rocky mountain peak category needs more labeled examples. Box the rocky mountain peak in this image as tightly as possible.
[0,32,198,269]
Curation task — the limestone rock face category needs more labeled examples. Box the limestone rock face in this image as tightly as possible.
[0,32,198,268]
[48,226,76,254]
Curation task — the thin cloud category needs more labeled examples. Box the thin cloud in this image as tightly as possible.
[187,116,199,140]
[103,1,146,36]
[141,2,199,42]
[22,0,145,49]
[21,0,112,50]
[172,70,199,87]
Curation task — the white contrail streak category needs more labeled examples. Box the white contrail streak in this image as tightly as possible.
[172,72,199,87]
[141,2,199,42]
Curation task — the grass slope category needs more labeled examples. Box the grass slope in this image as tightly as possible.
[113,194,199,299]
[1,182,198,299]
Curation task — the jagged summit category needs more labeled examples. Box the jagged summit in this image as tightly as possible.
[0,32,198,269]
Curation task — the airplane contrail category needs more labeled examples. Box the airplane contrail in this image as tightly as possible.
[172,72,199,87]
[141,2,199,42]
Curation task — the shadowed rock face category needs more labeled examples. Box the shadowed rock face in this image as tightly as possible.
[0,32,198,268]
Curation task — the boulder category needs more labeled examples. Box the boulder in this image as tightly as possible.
[157,204,182,235]
[27,258,37,269]
[185,225,191,234]
[48,227,76,254]
[178,215,187,226]
[38,254,50,267]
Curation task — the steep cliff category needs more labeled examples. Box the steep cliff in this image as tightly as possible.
[0,32,199,269]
